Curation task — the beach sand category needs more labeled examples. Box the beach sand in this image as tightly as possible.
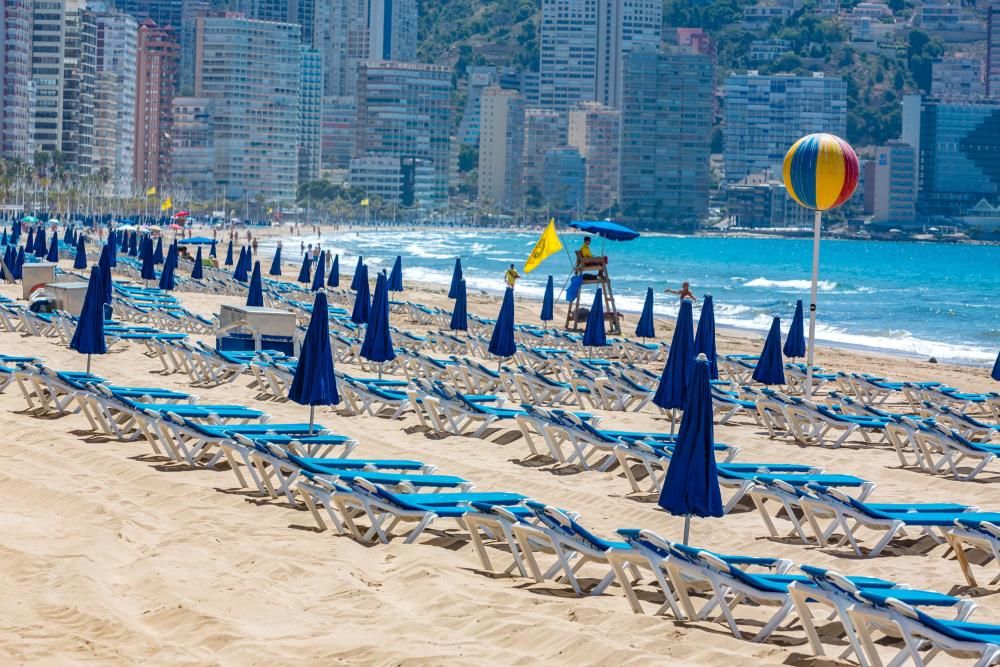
[1,226,998,665]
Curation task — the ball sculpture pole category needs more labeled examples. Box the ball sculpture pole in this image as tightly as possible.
[782,133,859,399]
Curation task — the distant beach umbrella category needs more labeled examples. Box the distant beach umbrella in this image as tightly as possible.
[635,287,655,339]
[350,256,364,290]
[296,254,311,284]
[288,289,340,434]
[233,247,249,282]
[191,245,204,280]
[153,236,164,264]
[311,250,326,292]
[388,255,403,291]
[24,228,33,255]
[62,226,71,244]
[350,264,370,324]
[582,288,607,347]
[992,350,1000,381]
[140,237,156,283]
[450,279,468,332]
[107,230,117,267]
[753,317,786,385]
[2,228,9,245]
[361,271,396,378]
[13,246,24,279]
[693,294,718,380]
[33,227,47,257]
[2,247,11,275]
[269,246,282,276]
[448,258,463,299]
[73,236,87,269]
[541,275,554,324]
[210,238,217,258]
[784,299,806,359]
[653,299,695,431]
[46,230,59,262]
[70,266,107,374]
[158,243,177,291]
[247,260,263,307]
[488,287,516,361]
[658,353,724,544]
[129,232,138,256]
[327,254,339,287]
[224,239,233,266]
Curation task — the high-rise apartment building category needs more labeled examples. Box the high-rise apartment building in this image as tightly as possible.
[458,66,497,146]
[523,108,565,197]
[872,140,917,225]
[170,96,214,200]
[61,0,98,175]
[93,9,137,189]
[369,0,417,61]
[596,0,661,108]
[621,44,714,227]
[194,15,300,201]
[1,0,32,160]
[299,46,323,184]
[134,20,177,190]
[568,102,620,211]
[355,61,452,206]
[321,95,356,170]
[478,87,525,211]
[112,0,183,28]
[988,3,1000,99]
[931,58,983,100]
[723,72,847,183]
[542,146,585,209]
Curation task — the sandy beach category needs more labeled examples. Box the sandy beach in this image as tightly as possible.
[1,225,998,665]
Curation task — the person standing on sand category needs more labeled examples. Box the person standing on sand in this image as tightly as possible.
[252,238,258,256]
[300,241,305,256]
[665,281,697,302]
[505,264,520,289]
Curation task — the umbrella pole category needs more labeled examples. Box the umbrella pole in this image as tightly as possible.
[805,210,821,401]
[378,362,383,381]
[669,409,676,434]
[683,514,691,545]
[308,405,315,435]
[86,354,91,375]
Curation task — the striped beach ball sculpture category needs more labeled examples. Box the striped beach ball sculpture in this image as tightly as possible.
[783,133,859,211]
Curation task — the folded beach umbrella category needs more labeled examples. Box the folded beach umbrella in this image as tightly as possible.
[753,316,786,385]
[46,230,59,262]
[635,287,655,339]
[388,255,403,291]
[361,271,396,378]
[224,239,233,266]
[108,230,117,267]
[992,350,999,381]
[129,232,138,256]
[327,254,339,288]
[247,260,263,307]
[583,288,607,347]
[62,226,71,244]
[13,246,24,279]
[488,287,517,361]
[448,258,463,299]
[24,227,34,255]
[541,275,554,324]
[350,264,370,324]
[98,245,112,306]
[450,279,468,332]
[653,299,695,430]
[70,265,107,374]
[191,245,204,280]
[296,253,312,284]
[140,237,156,283]
[233,247,249,282]
[657,353,723,544]
[311,250,326,292]
[153,236,164,265]
[73,235,87,269]
[350,256,364,290]
[693,294,718,380]
[33,227,47,257]
[2,246,11,275]
[784,299,806,359]
[287,290,340,434]
[3,227,9,245]
[210,238,217,258]
[269,245,282,276]
[158,247,176,291]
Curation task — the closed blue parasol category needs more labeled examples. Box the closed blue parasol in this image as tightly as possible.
[158,243,177,290]
[991,350,999,381]
[25,228,34,255]
[73,235,87,269]
[269,245,282,275]
[13,246,24,279]
[191,245,204,279]
[210,238,217,258]
[246,260,263,307]
[582,288,607,347]
[635,287,655,339]
[657,354,723,544]
[70,265,107,373]
[311,251,326,292]
[107,230,117,267]
[693,294,718,380]
[46,230,59,262]
[450,279,468,331]
[350,256,364,290]
[153,237,164,264]
[328,254,339,287]
[784,299,806,359]
[233,246,249,282]
[129,232,138,256]
[653,299,695,430]
[361,271,396,377]
[753,317,786,385]
[1,228,6,245]
[287,290,340,433]
[448,258,463,298]
[488,287,516,360]
[296,253,311,284]
[224,239,233,266]
[350,264,370,324]
[33,227,47,257]
[388,255,403,291]
[541,275,554,324]
[140,237,156,283]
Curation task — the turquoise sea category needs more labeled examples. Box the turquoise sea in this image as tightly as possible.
[266,230,1000,365]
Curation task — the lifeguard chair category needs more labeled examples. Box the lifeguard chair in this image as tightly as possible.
[563,221,639,335]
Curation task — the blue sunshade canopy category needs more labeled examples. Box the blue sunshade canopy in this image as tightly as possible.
[568,220,640,241]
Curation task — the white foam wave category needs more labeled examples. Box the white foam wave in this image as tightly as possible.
[744,277,837,291]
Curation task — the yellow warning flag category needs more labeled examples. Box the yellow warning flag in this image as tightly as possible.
[360,198,369,206]
[160,197,172,211]
[146,186,156,196]
[524,219,563,273]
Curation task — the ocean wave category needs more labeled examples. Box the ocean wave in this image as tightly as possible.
[744,277,838,291]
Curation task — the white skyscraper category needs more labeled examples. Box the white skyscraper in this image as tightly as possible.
[478,87,525,211]
[94,9,138,189]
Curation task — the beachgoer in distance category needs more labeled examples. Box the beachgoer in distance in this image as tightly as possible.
[300,241,305,256]
[665,281,698,302]
[505,264,520,289]
[251,238,258,255]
